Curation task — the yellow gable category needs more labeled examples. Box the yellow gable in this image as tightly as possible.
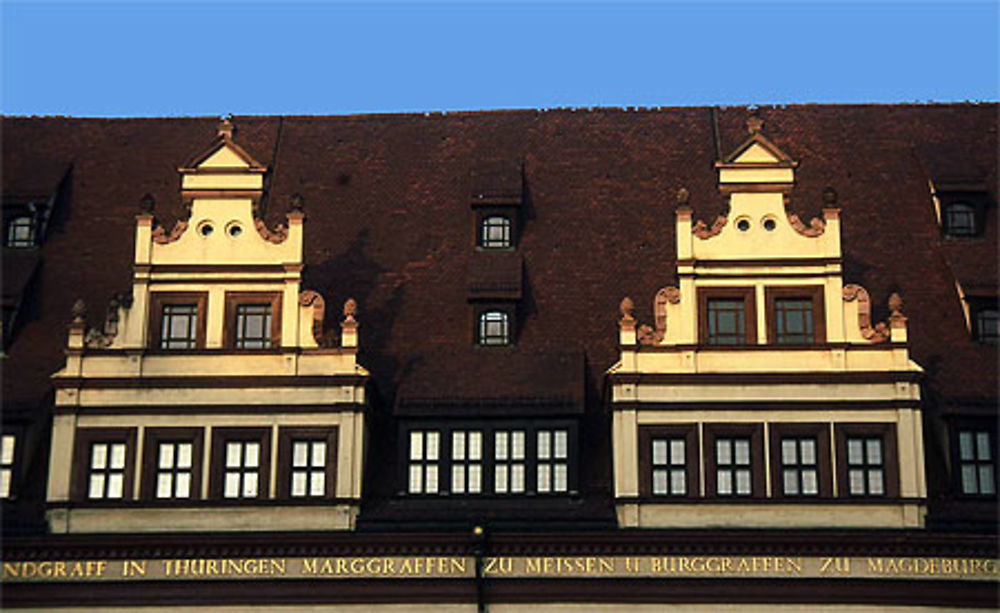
[733,142,781,164]
[199,144,252,169]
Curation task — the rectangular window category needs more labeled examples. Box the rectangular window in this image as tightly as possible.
[766,287,825,345]
[494,430,526,494]
[699,288,755,345]
[211,428,270,500]
[149,293,207,350]
[536,429,568,493]
[225,292,281,349]
[451,430,483,494]
[141,429,203,501]
[480,215,512,249]
[156,442,194,498]
[846,437,885,496]
[73,429,136,501]
[277,428,338,499]
[715,437,752,496]
[958,430,996,496]
[408,430,440,494]
[1,434,15,499]
[652,437,687,496]
[5,215,35,247]
[477,309,511,346]
[780,437,819,496]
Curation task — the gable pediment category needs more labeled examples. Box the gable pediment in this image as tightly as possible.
[722,133,795,167]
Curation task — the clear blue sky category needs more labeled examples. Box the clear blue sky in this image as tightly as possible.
[2,1,997,117]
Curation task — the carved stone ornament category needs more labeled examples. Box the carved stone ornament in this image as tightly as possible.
[693,215,728,239]
[637,324,656,345]
[640,286,681,345]
[289,193,305,213]
[71,299,87,324]
[218,116,234,139]
[619,297,636,323]
[746,115,764,135]
[787,212,826,237]
[254,218,289,244]
[676,187,690,207]
[140,194,155,214]
[343,298,358,323]
[151,219,189,244]
[842,284,890,343]
[822,187,838,206]
[298,290,327,346]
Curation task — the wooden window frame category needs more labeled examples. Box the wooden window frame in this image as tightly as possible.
[71,428,137,501]
[952,420,998,498]
[449,429,485,495]
[638,425,699,499]
[148,292,208,351]
[224,292,282,349]
[835,423,899,498]
[943,201,978,237]
[0,429,19,500]
[703,423,765,499]
[535,428,570,494]
[405,429,442,495]
[493,428,527,495]
[969,298,999,345]
[769,423,833,498]
[698,287,757,345]
[5,215,35,248]
[473,206,518,251]
[277,427,339,500]
[765,286,826,345]
[210,427,271,500]
[140,428,204,501]
[474,304,515,347]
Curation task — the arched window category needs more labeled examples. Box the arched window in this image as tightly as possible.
[944,202,976,237]
[478,310,509,346]
[480,215,511,249]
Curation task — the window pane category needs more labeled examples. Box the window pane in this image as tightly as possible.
[802,470,818,495]
[736,469,751,495]
[469,432,482,460]
[452,465,466,494]
[538,465,550,492]
[426,432,439,461]
[495,432,508,460]
[980,467,995,495]
[670,439,685,465]
[0,470,10,498]
[538,431,551,460]
[976,432,992,461]
[849,469,865,495]
[310,473,325,496]
[226,443,241,468]
[425,466,438,493]
[782,440,797,464]
[243,472,259,497]
[783,469,798,495]
[410,431,423,461]
[554,431,568,458]
[88,474,105,498]
[468,465,481,493]
[717,470,732,495]
[311,442,326,467]
[868,470,884,495]
[408,465,422,493]
[512,432,525,459]
[652,440,667,465]
[959,431,974,460]
[511,464,525,492]
[495,465,508,493]
[244,443,260,468]
[292,472,307,496]
[801,439,816,464]
[156,474,172,498]
[175,473,191,498]
[554,464,567,492]
[734,440,750,465]
[453,432,466,461]
[224,473,240,498]
[107,473,124,498]
[653,469,668,495]
[2,435,16,464]
[91,444,108,470]
[716,440,731,465]
[293,442,308,467]
[110,444,126,469]
[961,465,979,494]
[159,444,174,469]
[177,443,193,469]
[847,439,864,464]
[866,439,882,465]
[670,469,685,495]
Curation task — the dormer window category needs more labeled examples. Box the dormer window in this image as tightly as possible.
[5,215,35,247]
[225,292,281,350]
[477,309,510,346]
[944,202,977,237]
[480,215,511,249]
[149,293,207,350]
[698,288,756,346]
[975,306,998,344]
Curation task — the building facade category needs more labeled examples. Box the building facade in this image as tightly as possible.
[1,105,997,610]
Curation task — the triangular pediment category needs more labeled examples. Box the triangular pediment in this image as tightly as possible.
[180,136,265,172]
[723,133,795,166]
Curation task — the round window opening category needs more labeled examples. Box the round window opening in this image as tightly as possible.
[736,219,751,232]
[228,224,243,237]
[199,223,214,237]
[763,218,777,231]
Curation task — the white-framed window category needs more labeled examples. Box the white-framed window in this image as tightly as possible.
[223,441,261,498]
[450,430,483,494]
[715,437,752,496]
[1,434,15,499]
[846,437,885,496]
[494,430,526,494]
[88,442,127,499]
[291,439,327,498]
[536,429,568,493]
[478,310,510,346]
[480,215,511,249]
[781,437,819,496]
[155,442,194,499]
[652,437,687,496]
[408,430,440,494]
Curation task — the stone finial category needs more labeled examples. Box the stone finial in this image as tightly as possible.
[140,193,155,213]
[619,297,635,322]
[71,299,87,324]
[343,298,358,323]
[822,187,838,206]
[218,116,234,139]
[888,293,904,317]
[746,114,764,135]
[289,193,305,213]
[676,187,690,208]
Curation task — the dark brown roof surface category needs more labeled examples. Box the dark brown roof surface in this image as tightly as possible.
[1,105,997,411]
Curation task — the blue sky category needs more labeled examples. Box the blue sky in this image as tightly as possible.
[2,2,997,117]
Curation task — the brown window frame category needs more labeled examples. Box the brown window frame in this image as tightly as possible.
[224,292,282,349]
[210,427,271,500]
[638,425,699,499]
[835,423,899,498]
[769,423,833,498]
[703,423,765,499]
[148,292,208,350]
[140,428,204,501]
[765,286,826,345]
[72,428,137,501]
[951,420,998,498]
[698,287,757,345]
[277,427,339,500]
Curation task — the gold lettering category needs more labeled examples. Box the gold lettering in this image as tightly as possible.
[302,559,317,575]
[122,560,146,578]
